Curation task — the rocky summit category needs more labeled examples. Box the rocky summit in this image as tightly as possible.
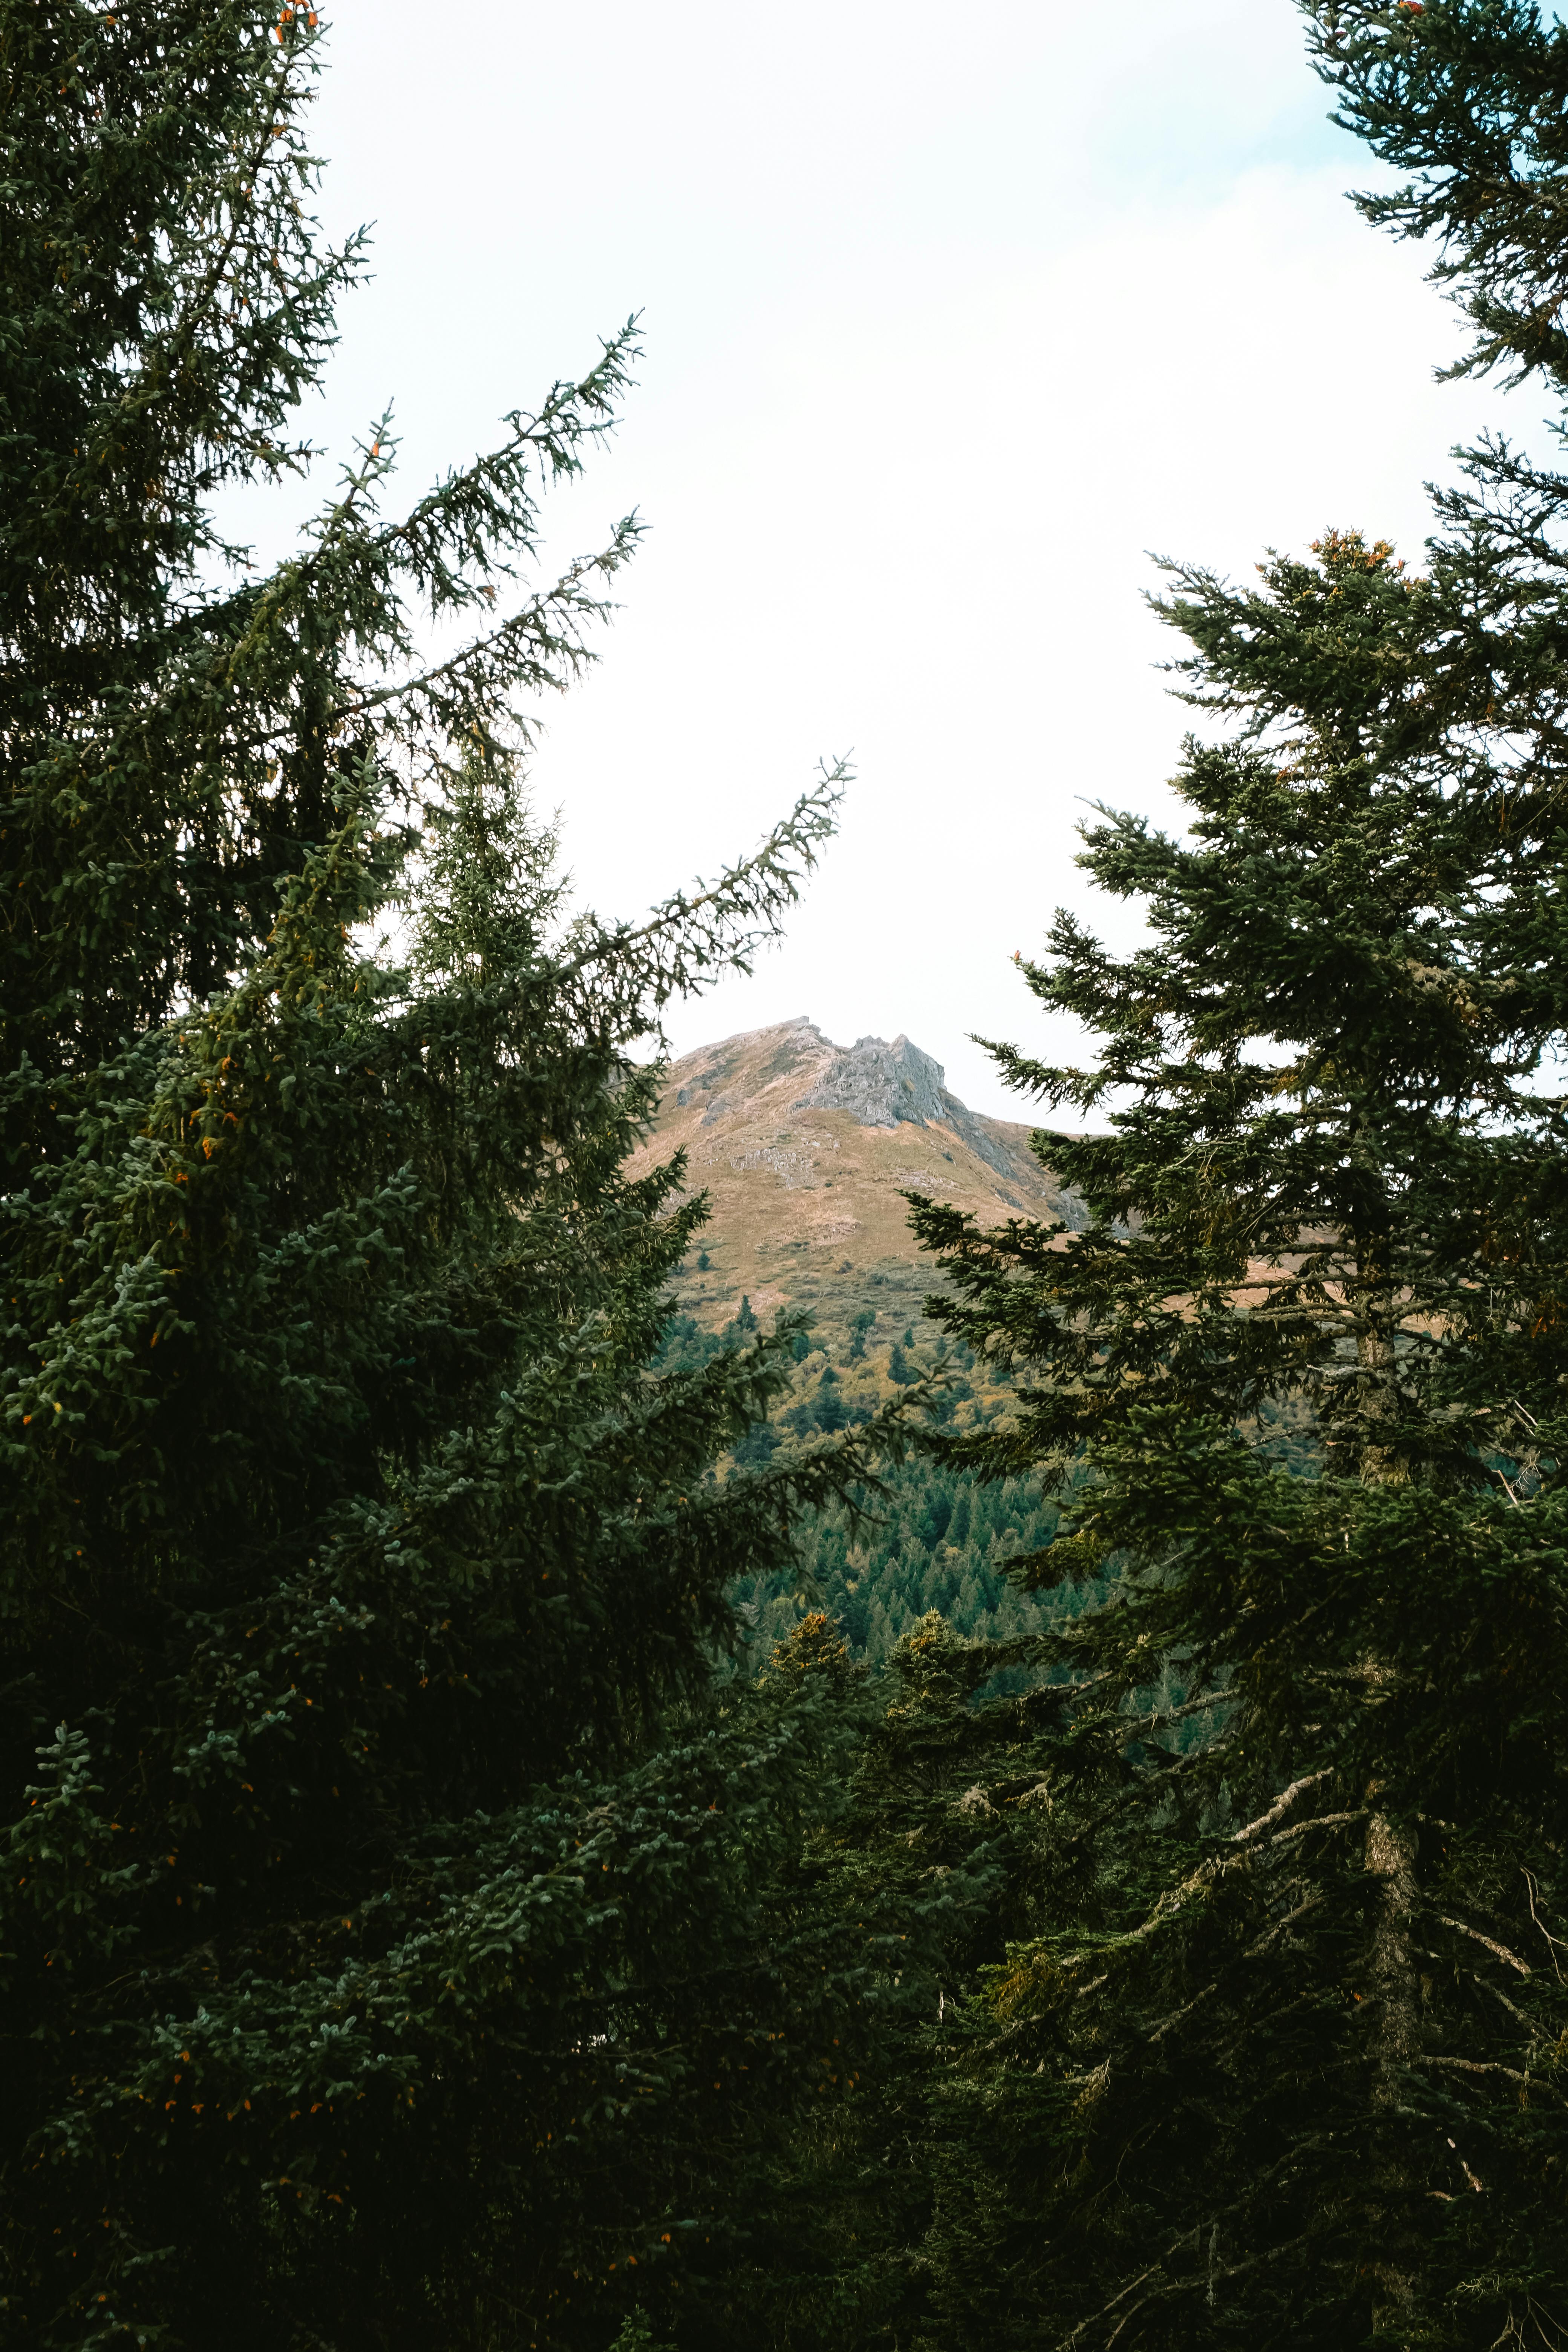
[630,1017,1078,1340]
[633,1018,1080,1665]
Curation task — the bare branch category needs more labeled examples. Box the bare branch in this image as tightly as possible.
[1268,1809,1368,1849]
[1057,2229,1321,2350]
[1420,2055,1540,2090]
[1147,1981,1219,2044]
[1129,1687,1234,1736]
[1524,1870,1568,1985]
[1230,1770,1334,1847]
[1244,1888,1324,1961]
[1436,1915,1532,1978]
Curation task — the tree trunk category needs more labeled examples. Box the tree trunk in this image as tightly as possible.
[1358,1295,1418,2343]
[1365,1798,1418,2344]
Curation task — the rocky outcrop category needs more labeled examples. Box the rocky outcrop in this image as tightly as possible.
[628,1018,1087,1317]
[792,1032,1018,1178]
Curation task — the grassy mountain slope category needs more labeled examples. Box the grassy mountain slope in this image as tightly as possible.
[631,1014,1076,1360]
[631,1020,1095,1663]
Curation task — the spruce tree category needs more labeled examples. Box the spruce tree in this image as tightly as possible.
[755,16,1568,2337]
[905,468,1568,2338]
[880,14,1568,2340]
[784,12,1568,2326]
[727,1613,1064,2352]
[0,9,895,2347]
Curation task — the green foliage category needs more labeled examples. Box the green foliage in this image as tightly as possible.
[894,499,1568,2340]
[26,7,1568,2350]
[610,2314,676,2352]
[732,1460,1070,1666]
[700,1613,1064,2352]
[1306,0,1568,392]
[0,13,911,2349]
[775,19,1568,2339]
[698,1264,1045,1670]
[711,16,1568,2348]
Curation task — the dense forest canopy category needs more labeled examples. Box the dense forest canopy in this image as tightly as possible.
[0,5,912,2346]
[12,2,1568,2350]
[874,4,1568,2338]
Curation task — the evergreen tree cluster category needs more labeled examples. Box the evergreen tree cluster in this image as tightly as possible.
[656,1279,1069,1666]
[17,4,1568,2350]
[863,10,1568,2342]
[735,1459,1069,1665]
[0,9,905,2348]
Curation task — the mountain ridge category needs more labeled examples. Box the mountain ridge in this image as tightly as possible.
[631,1016,1078,1338]
[634,1017,1081,1664]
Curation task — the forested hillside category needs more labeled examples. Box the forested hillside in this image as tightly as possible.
[636,1019,1081,1659]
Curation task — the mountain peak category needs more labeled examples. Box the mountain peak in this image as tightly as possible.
[789,1029,1017,1176]
[792,1030,949,1125]
[630,1017,1081,1335]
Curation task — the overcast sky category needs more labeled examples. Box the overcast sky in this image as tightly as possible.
[266,0,1540,1119]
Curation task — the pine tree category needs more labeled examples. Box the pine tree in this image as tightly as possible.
[781,18,1568,2333]
[905,524,1568,2337]
[879,16,1568,2338]
[729,1614,1063,2352]
[0,11,897,2346]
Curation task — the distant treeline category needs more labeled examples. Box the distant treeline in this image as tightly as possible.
[655,1298,1066,1660]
